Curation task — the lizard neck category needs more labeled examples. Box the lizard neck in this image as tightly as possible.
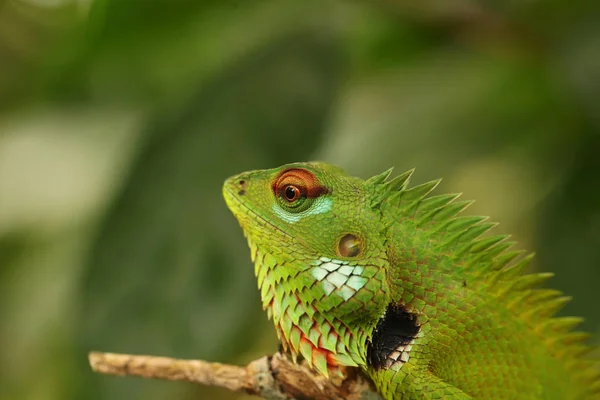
[251,243,387,377]
[269,292,369,378]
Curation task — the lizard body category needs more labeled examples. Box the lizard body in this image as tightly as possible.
[223,161,599,399]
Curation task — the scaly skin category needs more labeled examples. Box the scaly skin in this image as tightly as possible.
[223,161,599,399]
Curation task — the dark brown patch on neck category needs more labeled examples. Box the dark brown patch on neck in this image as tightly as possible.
[367,303,420,370]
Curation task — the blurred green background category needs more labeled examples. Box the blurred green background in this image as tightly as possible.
[1,0,599,399]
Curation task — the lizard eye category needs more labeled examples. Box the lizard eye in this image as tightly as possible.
[273,168,327,213]
[283,185,302,202]
[276,179,308,211]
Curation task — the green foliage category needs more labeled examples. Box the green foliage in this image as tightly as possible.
[0,0,598,399]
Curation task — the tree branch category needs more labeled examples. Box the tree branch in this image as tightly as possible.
[88,351,382,400]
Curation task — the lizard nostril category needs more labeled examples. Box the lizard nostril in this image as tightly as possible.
[238,179,247,196]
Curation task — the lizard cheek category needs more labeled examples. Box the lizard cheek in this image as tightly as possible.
[338,234,362,258]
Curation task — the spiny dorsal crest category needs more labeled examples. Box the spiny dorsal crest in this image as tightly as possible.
[366,167,414,208]
[367,167,600,392]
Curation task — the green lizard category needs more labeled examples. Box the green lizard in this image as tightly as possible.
[223,161,599,399]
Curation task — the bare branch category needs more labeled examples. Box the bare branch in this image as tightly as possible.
[88,351,383,400]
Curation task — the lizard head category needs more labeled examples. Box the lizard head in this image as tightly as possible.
[223,161,391,376]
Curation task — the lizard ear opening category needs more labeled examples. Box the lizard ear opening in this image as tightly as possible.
[338,234,362,257]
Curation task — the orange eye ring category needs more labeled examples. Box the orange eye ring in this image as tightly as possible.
[272,168,328,201]
[274,174,308,203]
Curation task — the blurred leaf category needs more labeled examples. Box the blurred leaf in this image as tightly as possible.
[0,0,80,109]
[76,29,342,400]
[39,0,339,107]
[536,132,600,333]
[320,50,577,175]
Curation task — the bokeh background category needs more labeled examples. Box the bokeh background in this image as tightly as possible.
[1,0,599,399]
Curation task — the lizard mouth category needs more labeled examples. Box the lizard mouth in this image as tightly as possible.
[223,182,316,259]
[222,184,296,241]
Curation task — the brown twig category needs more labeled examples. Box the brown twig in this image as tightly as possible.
[88,351,382,400]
